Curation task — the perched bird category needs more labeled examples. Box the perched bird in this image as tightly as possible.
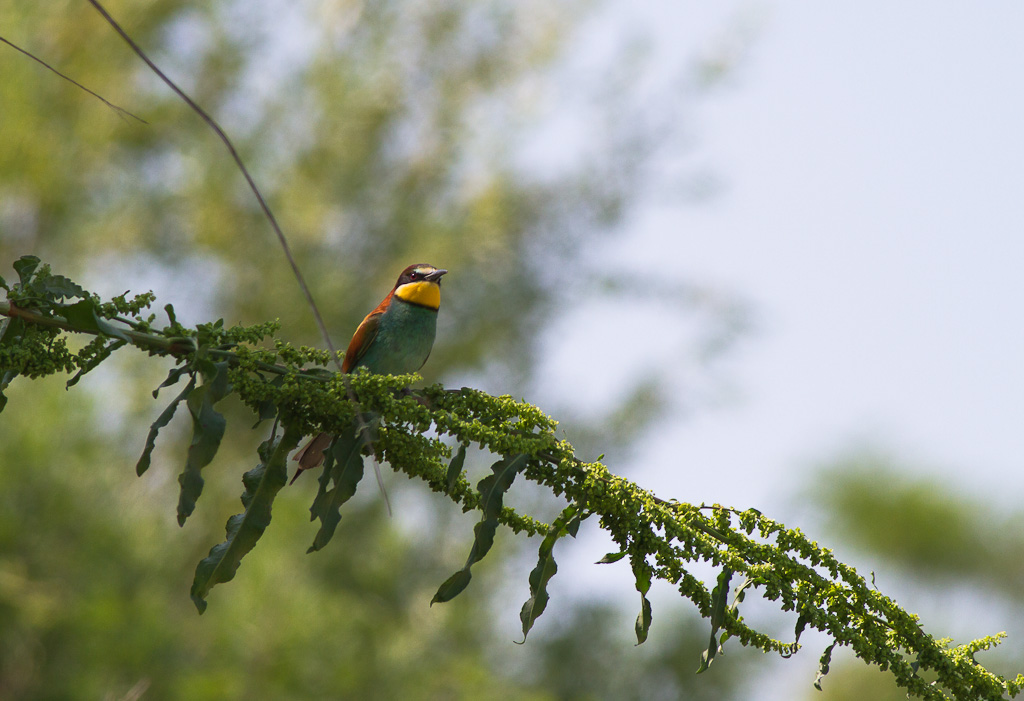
[292,263,447,478]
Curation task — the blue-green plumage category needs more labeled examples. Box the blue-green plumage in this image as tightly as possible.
[353,297,438,375]
[292,263,447,475]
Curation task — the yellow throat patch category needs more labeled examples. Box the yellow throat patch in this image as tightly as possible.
[395,280,441,309]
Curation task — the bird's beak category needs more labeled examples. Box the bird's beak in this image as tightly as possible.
[424,269,448,283]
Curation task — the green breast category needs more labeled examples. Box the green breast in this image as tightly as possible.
[355,298,438,375]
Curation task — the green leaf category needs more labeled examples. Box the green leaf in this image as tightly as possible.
[176,362,231,526]
[0,317,28,349]
[431,569,473,604]
[67,339,126,388]
[794,611,809,646]
[813,642,837,691]
[479,453,527,521]
[152,364,191,399]
[0,368,15,411]
[596,550,627,565]
[697,567,734,673]
[635,594,652,645]
[13,255,40,286]
[432,453,527,605]
[136,374,197,476]
[60,299,97,329]
[190,425,301,613]
[731,576,754,608]
[307,416,373,553]
[565,513,583,537]
[446,443,467,492]
[39,274,85,300]
[710,567,732,630]
[92,314,130,342]
[633,558,653,645]
[518,505,586,642]
[0,273,7,291]
[61,299,130,342]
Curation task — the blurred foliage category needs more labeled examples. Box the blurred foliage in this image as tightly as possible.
[0,0,760,699]
[0,0,712,387]
[526,601,761,701]
[807,450,1024,597]
[0,374,755,700]
[801,449,1024,700]
[0,378,539,700]
[811,662,909,701]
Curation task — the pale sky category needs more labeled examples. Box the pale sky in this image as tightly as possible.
[531,4,1024,696]
[595,1,1024,510]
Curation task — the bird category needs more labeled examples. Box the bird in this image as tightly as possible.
[291,263,447,480]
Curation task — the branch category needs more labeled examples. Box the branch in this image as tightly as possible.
[0,35,147,123]
[2,258,1022,701]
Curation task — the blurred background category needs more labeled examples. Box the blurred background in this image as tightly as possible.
[2,1,1023,699]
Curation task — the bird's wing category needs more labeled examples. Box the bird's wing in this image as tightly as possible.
[342,292,391,372]
[291,432,333,477]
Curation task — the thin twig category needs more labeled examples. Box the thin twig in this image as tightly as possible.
[85,0,391,514]
[0,35,147,123]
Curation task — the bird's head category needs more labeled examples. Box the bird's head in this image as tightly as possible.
[393,263,447,310]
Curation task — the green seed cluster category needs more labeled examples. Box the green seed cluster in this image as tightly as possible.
[98,290,157,320]
[0,321,76,377]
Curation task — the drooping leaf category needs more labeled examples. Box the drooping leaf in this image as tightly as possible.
[720,575,755,651]
[432,569,473,604]
[479,453,527,521]
[731,576,754,609]
[431,453,527,605]
[518,505,586,642]
[813,642,837,691]
[697,567,733,673]
[152,364,191,399]
[176,362,231,526]
[307,416,372,553]
[794,611,810,647]
[136,373,197,476]
[519,549,557,642]
[633,558,653,645]
[0,273,8,291]
[446,443,467,492]
[190,425,300,613]
[635,593,653,645]
[67,339,126,388]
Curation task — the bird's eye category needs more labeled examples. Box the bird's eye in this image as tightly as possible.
[409,271,420,280]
